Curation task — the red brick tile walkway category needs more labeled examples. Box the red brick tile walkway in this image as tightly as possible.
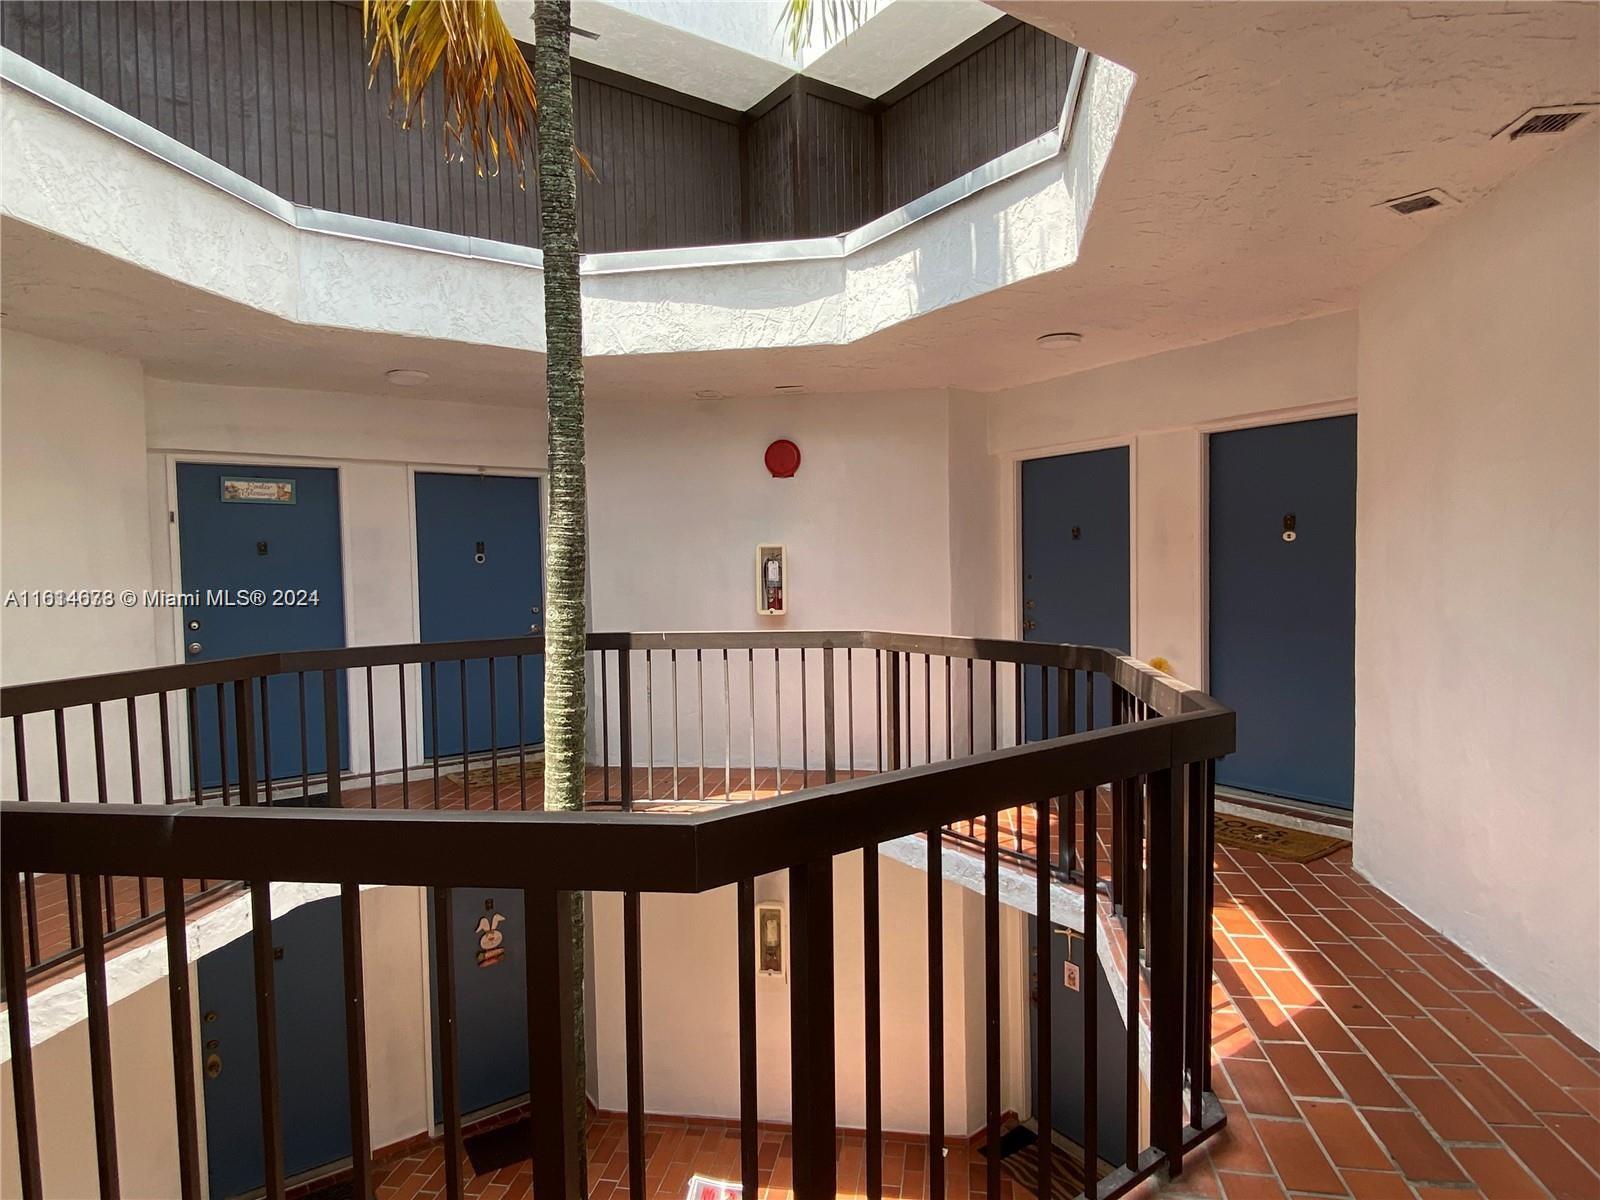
[373,1115,1026,1200]
[368,838,1598,1200]
[1136,844,1600,1200]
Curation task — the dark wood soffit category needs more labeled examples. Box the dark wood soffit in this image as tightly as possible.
[876,15,1022,108]
[570,58,744,126]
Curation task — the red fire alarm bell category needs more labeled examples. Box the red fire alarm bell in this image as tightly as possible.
[764,439,801,478]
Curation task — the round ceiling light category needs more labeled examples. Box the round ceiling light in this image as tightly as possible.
[1036,332,1084,349]
[386,368,431,386]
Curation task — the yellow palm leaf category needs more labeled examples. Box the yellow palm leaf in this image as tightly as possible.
[363,0,538,180]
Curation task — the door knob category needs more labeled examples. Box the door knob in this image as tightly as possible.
[204,1053,223,1079]
[187,642,203,656]
[1022,619,1038,633]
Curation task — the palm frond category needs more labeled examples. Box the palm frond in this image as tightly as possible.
[363,0,538,180]
[778,0,869,57]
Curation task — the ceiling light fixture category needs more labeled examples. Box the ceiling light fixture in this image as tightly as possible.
[1036,332,1083,348]
[695,389,727,400]
[386,368,431,386]
[774,383,806,392]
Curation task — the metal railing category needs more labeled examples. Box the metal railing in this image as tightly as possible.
[1,631,1232,1200]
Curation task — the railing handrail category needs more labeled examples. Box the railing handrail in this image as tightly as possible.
[1,628,1230,1199]
[0,698,1229,892]
[0,630,1224,720]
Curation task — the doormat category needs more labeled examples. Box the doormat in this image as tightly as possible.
[1214,814,1350,863]
[464,757,537,793]
[464,1117,533,1175]
[294,1179,355,1200]
[991,1122,1094,1200]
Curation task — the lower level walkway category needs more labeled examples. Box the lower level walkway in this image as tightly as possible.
[358,842,1599,1200]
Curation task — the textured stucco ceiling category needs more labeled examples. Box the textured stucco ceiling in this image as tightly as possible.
[3,2,1597,404]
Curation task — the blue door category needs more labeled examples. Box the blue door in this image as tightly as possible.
[198,897,350,1198]
[1027,917,1129,1166]
[176,464,348,791]
[1021,448,1131,735]
[1209,416,1356,808]
[414,473,544,758]
[429,888,530,1120]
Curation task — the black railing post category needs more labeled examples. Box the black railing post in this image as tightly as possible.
[322,669,341,806]
[885,652,901,770]
[234,677,257,805]
[527,888,583,1200]
[1147,765,1186,1175]
[618,649,633,810]
[823,644,837,784]
[3,870,44,1200]
[737,879,760,1195]
[340,884,373,1199]
[789,856,837,1198]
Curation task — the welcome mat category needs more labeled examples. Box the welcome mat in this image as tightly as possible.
[463,757,536,792]
[464,1116,533,1175]
[991,1122,1095,1200]
[1215,814,1350,863]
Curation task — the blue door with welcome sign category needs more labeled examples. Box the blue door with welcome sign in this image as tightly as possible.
[1209,416,1356,808]
[175,463,348,791]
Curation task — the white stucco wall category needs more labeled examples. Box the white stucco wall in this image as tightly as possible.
[0,55,1131,360]
[982,312,1359,684]
[0,330,159,681]
[0,329,162,800]
[591,853,1001,1136]
[140,379,964,778]
[1353,130,1600,1049]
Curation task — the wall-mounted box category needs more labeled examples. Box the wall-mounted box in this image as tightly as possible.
[756,544,786,615]
[755,900,786,978]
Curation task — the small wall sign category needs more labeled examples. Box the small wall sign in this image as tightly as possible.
[221,478,296,504]
[475,911,507,968]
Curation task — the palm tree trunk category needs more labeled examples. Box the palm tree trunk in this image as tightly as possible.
[534,0,588,1184]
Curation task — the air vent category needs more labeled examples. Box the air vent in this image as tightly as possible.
[1494,104,1595,142]
[1390,194,1441,215]
[1376,188,1457,217]
[1511,111,1586,139]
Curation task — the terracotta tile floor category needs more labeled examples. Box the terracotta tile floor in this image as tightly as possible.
[1134,843,1600,1200]
[372,1115,1029,1200]
[364,833,1597,1200]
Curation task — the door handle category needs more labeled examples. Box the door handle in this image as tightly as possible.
[187,642,203,656]
[204,1052,223,1079]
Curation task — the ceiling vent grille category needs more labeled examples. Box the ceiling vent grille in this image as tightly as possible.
[1494,104,1595,141]
[1376,188,1457,217]
[1390,194,1442,215]
[1510,111,1587,139]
